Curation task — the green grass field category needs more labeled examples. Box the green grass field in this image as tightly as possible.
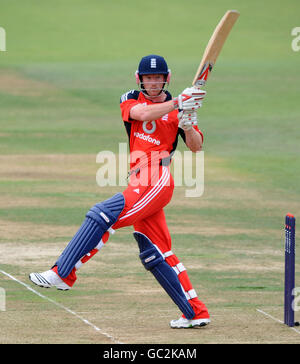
[0,0,300,344]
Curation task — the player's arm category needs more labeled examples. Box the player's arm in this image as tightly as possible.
[178,107,204,153]
[129,86,205,122]
[130,100,175,121]
[184,128,203,153]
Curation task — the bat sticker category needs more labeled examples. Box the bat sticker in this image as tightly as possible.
[195,62,214,87]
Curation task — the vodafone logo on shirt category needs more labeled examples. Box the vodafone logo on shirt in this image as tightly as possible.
[132,120,161,145]
[134,131,161,145]
[143,121,156,134]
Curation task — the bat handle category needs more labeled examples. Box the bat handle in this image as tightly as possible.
[193,85,204,90]
[194,79,206,89]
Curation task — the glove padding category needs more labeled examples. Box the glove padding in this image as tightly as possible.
[173,87,206,111]
[178,110,198,131]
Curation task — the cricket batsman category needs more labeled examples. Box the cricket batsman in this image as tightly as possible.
[29,55,210,328]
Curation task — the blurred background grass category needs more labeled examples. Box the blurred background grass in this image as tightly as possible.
[1,0,299,194]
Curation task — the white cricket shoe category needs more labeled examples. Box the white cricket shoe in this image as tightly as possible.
[170,316,210,329]
[29,270,70,291]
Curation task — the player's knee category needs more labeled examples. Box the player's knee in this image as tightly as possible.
[139,244,164,270]
[133,231,164,270]
[86,193,125,227]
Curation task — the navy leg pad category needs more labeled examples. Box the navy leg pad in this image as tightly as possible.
[56,193,125,278]
[133,231,195,320]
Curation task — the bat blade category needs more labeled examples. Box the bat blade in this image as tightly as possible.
[192,10,240,88]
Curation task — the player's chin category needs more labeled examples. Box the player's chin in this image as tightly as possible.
[147,90,162,97]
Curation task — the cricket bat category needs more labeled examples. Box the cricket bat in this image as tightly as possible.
[192,10,240,88]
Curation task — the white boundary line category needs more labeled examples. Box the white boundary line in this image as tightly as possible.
[256,308,300,335]
[0,269,123,344]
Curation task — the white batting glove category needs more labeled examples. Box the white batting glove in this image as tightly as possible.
[178,110,198,131]
[173,87,206,111]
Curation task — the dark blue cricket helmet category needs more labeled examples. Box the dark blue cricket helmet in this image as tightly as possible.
[135,54,171,84]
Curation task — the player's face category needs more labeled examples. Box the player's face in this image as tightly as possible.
[141,74,165,96]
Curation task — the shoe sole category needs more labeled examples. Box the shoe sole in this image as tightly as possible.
[170,320,210,329]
